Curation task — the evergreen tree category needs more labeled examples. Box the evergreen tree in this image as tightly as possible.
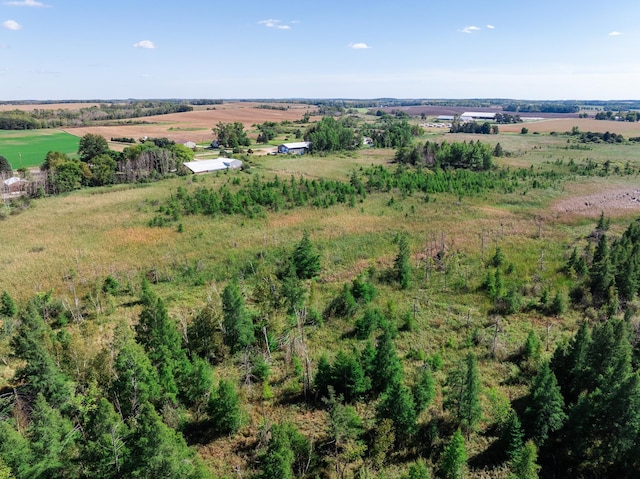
[10,301,74,409]
[551,321,591,404]
[523,362,566,447]
[28,393,79,478]
[135,290,189,404]
[459,352,482,436]
[82,398,130,479]
[372,326,403,394]
[589,234,615,302]
[444,352,482,437]
[0,422,31,478]
[280,259,306,314]
[376,379,418,446]
[125,402,212,479]
[314,354,333,399]
[401,459,432,479]
[259,422,310,479]
[111,339,161,420]
[501,408,524,461]
[183,356,215,420]
[291,230,321,279]
[332,350,370,402]
[208,379,243,436]
[508,440,540,479]
[564,319,640,476]
[413,366,436,414]
[221,280,255,353]
[440,429,467,479]
[0,291,17,318]
[393,233,411,289]
[0,457,14,479]
[323,389,365,479]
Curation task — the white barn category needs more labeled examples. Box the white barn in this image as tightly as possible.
[183,159,242,174]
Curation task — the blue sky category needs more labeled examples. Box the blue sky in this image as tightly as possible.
[1,0,639,101]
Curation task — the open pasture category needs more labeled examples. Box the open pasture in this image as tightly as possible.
[498,117,640,135]
[0,129,80,169]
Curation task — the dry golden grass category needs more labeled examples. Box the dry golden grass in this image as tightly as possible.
[499,118,640,135]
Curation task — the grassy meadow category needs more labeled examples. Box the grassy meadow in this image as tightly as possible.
[0,129,80,169]
[2,116,640,478]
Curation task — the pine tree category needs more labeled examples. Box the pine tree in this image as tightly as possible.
[393,233,411,289]
[0,457,14,479]
[126,402,212,479]
[332,350,370,402]
[459,352,482,436]
[508,440,540,479]
[445,352,482,437]
[372,326,403,394]
[291,230,321,279]
[440,429,467,479]
[314,354,333,399]
[111,339,161,419]
[135,290,189,403]
[501,408,524,461]
[401,459,432,479]
[260,423,295,479]
[376,379,418,446]
[0,291,17,318]
[28,393,79,478]
[524,362,567,447]
[551,320,591,404]
[589,234,615,302]
[413,366,436,414]
[82,398,130,478]
[10,301,74,409]
[208,379,243,436]
[221,280,255,353]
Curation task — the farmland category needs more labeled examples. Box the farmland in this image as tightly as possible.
[0,130,80,168]
[2,100,640,479]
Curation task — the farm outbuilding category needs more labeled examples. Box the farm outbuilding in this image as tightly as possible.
[461,112,497,121]
[183,159,242,174]
[277,142,310,155]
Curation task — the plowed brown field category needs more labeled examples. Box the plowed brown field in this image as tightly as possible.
[63,102,317,145]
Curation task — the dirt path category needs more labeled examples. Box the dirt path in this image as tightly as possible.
[552,187,640,216]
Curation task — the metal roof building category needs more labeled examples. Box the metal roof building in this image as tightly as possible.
[183,159,242,174]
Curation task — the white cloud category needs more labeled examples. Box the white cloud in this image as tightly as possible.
[609,31,623,36]
[2,20,22,30]
[486,24,495,29]
[259,19,291,30]
[460,25,481,33]
[350,42,371,49]
[4,0,48,6]
[133,40,155,49]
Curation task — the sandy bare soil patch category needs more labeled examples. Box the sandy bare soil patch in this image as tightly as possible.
[499,118,640,136]
[552,187,640,217]
[63,102,317,144]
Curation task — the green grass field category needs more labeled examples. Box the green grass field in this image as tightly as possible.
[0,129,80,169]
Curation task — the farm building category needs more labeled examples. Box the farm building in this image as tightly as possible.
[2,176,27,199]
[277,142,310,155]
[183,158,242,174]
[460,112,497,121]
